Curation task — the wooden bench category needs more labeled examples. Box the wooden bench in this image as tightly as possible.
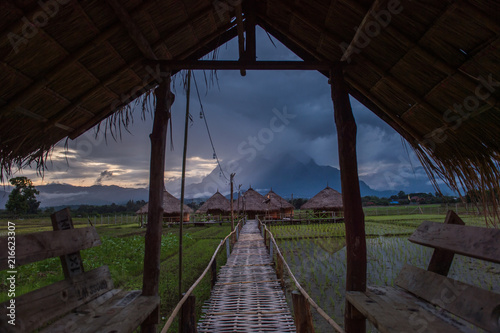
[346,210,500,333]
[0,208,159,333]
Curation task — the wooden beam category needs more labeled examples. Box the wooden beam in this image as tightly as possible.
[141,76,172,333]
[341,0,388,62]
[245,0,256,61]
[148,60,335,70]
[104,0,157,60]
[330,64,366,333]
[235,3,247,76]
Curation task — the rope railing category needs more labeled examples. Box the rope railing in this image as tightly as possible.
[258,219,345,333]
[160,218,244,333]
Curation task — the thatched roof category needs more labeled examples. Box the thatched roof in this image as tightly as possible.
[136,190,193,215]
[196,191,230,214]
[1,1,500,212]
[265,190,294,210]
[300,187,343,211]
[243,188,279,212]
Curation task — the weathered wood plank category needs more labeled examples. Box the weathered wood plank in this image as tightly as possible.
[52,208,86,278]
[346,286,476,333]
[44,289,159,333]
[0,227,100,270]
[409,221,500,263]
[0,266,113,332]
[396,264,500,332]
[427,210,464,276]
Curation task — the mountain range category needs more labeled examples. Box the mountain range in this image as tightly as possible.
[1,155,442,208]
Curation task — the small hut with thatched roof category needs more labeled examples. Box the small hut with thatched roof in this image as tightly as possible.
[196,191,231,218]
[300,186,343,218]
[136,190,193,224]
[242,187,279,219]
[265,190,294,219]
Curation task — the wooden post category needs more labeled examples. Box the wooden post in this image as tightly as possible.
[180,294,197,333]
[141,75,172,333]
[230,173,236,244]
[210,258,217,289]
[427,210,465,276]
[226,238,230,260]
[51,208,84,278]
[292,290,315,333]
[330,64,367,333]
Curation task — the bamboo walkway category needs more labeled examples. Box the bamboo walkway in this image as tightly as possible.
[198,220,296,332]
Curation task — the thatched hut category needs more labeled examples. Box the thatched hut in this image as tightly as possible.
[196,191,231,217]
[265,190,294,218]
[242,188,279,219]
[300,187,343,217]
[137,190,192,223]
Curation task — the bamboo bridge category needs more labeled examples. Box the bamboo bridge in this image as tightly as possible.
[197,219,296,332]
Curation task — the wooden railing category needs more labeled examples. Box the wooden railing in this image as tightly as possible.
[160,218,245,333]
[257,218,345,333]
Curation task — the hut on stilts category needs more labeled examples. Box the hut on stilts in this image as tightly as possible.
[196,191,231,221]
[242,187,279,219]
[136,190,193,225]
[300,186,343,219]
[1,1,499,331]
[265,190,294,219]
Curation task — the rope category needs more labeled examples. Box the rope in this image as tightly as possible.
[261,220,345,333]
[160,219,243,333]
[192,72,229,182]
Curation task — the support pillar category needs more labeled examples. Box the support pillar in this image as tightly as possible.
[330,64,367,333]
[141,76,173,333]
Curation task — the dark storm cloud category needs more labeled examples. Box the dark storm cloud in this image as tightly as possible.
[30,26,421,192]
[95,170,113,185]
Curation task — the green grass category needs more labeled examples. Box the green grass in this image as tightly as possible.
[0,219,233,333]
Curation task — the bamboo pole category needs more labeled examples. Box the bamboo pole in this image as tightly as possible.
[141,75,172,333]
[330,65,367,333]
[179,70,192,301]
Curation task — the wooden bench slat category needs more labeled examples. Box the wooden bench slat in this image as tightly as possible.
[409,221,500,264]
[43,290,160,333]
[396,264,500,332]
[346,286,476,333]
[0,266,113,333]
[0,227,101,270]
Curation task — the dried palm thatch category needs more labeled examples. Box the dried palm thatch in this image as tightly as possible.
[196,191,230,214]
[300,187,343,212]
[243,188,279,215]
[137,190,193,215]
[1,0,499,223]
[265,190,293,210]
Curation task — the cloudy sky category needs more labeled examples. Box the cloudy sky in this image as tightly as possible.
[15,27,430,192]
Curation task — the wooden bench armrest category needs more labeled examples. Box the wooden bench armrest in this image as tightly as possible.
[0,266,113,333]
[346,286,476,333]
[41,290,160,333]
[396,264,500,332]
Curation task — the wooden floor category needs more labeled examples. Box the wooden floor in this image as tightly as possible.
[198,220,296,332]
